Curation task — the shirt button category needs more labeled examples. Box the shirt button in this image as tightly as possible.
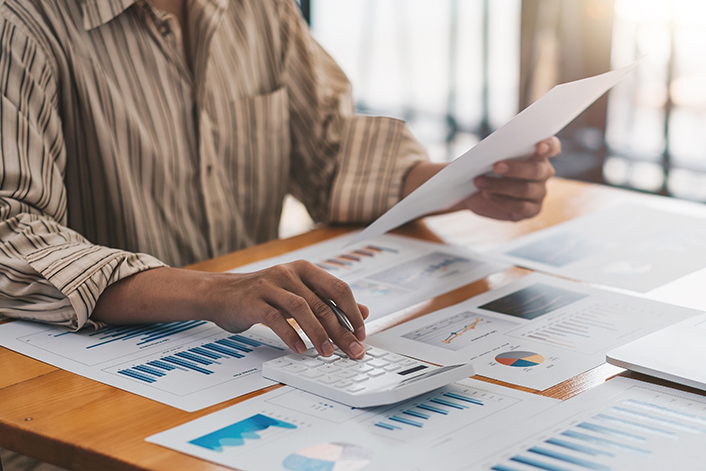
[206,164,213,176]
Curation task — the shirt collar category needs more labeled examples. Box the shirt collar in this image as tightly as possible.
[80,0,138,30]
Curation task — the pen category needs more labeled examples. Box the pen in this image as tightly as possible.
[317,295,355,334]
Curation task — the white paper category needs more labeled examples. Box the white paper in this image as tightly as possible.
[348,61,639,246]
[230,233,507,321]
[487,203,706,293]
[367,273,699,390]
[429,377,706,471]
[0,321,288,412]
[146,379,558,471]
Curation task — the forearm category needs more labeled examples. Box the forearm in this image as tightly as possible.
[402,161,445,199]
[92,267,215,325]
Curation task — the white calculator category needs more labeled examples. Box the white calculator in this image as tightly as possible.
[261,345,475,408]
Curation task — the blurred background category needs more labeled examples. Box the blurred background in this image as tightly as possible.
[281,0,706,237]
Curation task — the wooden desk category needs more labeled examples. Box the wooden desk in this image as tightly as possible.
[1,178,704,471]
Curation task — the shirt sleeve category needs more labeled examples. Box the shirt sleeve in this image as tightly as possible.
[278,0,429,224]
[0,16,166,330]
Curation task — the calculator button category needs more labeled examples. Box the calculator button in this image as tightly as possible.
[267,359,291,368]
[334,359,358,368]
[356,354,374,363]
[335,380,353,388]
[351,364,373,374]
[302,348,319,358]
[316,365,341,374]
[317,375,340,384]
[383,364,401,372]
[398,358,418,367]
[352,374,370,383]
[301,369,324,379]
[365,347,388,358]
[368,369,385,377]
[334,370,357,379]
[347,384,366,392]
[317,354,341,363]
[367,359,389,369]
[381,353,405,363]
[283,364,307,374]
[287,355,324,368]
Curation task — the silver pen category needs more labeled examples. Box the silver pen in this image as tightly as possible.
[317,295,355,333]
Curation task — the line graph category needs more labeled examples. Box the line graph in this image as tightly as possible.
[442,318,482,344]
[402,311,519,351]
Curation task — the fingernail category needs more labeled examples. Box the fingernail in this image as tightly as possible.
[321,341,334,357]
[495,163,509,175]
[349,342,365,358]
[295,340,306,353]
[538,143,548,154]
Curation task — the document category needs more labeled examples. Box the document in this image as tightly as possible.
[348,61,639,246]
[230,233,507,321]
[367,273,699,390]
[487,203,706,292]
[0,320,288,412]
[431,377,706,471]
[146,379,558,471]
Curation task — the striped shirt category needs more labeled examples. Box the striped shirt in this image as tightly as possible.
[0,0,427,329]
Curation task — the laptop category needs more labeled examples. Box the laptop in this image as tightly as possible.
[606,313,706,391]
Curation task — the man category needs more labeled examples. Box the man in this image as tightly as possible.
[0,0,559,363]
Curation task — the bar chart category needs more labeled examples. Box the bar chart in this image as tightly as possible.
[109,331,285,394]
[367,383,517,444]
[481,379,706,471]
[1,320,288,411]
[507,301,665,354]
[229,233,506,322]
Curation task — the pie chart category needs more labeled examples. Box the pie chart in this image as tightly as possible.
[283,442,373,471]
[495,351,544,367]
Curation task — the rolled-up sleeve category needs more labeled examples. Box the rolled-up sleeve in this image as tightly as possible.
[279,0,429,224]
[0,17,165,330]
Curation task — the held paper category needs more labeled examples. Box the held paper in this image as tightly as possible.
[349,61,639,246]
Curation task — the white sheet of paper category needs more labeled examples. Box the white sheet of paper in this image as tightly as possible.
[429,377,706,471]
[367,273,699,390]
[348,61,639,246]
[0,321,287,412]
[146,379,558,471]
[487,203,706,293]
[230,233,507,322]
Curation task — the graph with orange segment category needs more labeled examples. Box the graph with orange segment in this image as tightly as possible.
[495,351,545,367]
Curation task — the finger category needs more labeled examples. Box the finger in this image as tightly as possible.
[265,288,335,357]
[305,293,367,359]
[490,155,555,181]
[535,136,561,157]
[474,176,548,202]
[254,301,308,354]
[358,303,370,321]
[464,191,543,221]
[294,260,367,341]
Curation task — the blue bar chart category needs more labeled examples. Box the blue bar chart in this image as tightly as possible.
[484,380,706,471]
[2,320,288,411]
[112,332,284,390]
[367,383,514,444]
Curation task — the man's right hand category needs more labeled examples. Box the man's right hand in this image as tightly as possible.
[92,263,369,359]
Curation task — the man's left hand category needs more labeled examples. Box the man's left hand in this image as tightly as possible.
[464,136,560,221]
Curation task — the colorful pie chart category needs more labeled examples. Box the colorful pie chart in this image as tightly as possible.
[495,351,544,367]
